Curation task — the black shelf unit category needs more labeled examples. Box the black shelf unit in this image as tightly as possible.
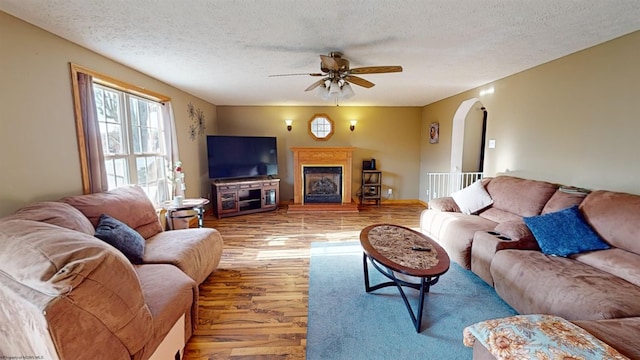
[360,170,382,207]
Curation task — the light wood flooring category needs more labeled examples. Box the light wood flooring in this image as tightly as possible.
[182,203,426,360]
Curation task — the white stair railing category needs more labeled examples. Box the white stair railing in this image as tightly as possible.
[427,172,484,201]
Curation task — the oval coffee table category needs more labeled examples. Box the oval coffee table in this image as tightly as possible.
[360,223,450,332]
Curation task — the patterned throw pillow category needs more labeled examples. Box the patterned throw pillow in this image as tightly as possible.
[94,214,145,264]
[524,205,610,257]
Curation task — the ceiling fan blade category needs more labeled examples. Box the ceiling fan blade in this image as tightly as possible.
[320,55,340,71]
[268,72,324,77]
[349,66,403,74]
[345,75,375,88]
[305,78,327,91]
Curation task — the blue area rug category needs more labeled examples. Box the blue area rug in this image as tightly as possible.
[306,241,517,360]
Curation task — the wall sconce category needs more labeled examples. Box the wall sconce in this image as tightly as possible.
[350,120,357,132]
[285,119,293,132]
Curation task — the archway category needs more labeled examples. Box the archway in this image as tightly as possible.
[450,98,487,173]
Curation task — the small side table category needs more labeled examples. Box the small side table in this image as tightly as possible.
[162,198,210,230]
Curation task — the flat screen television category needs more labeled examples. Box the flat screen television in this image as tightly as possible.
[207,135,278,180]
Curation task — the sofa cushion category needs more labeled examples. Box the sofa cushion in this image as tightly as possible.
[580,190,640,255]
[491,249,640,320]
[572,248,640,288]
[485,176,558,217]
[95,214,146,264]
[63,185,163,239]
[451,180,493,215]
[573,318,640,360]
[5,201,95,235]
[524,205,610,257]
[144,228,224,284]
[477,207,522,223]
[541,187,588,214]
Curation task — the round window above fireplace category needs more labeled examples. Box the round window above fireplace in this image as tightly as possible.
[308,114,334,141]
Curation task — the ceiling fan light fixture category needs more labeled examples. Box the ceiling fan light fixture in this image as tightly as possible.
[329,80,341,94]
[271,52,402,103]
[341,82,355,99]
[316,82,330,100]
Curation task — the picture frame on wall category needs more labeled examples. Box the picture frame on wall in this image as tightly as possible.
[429,122,439,144]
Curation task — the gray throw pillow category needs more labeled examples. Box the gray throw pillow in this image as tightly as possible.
[94,214,145,264]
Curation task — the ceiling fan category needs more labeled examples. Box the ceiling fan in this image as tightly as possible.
[269,51,403,100]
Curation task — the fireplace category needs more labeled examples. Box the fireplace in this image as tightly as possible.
[304,166,342,204]
[289,147,358,212]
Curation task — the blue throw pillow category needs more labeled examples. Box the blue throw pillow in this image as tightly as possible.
[523,205,610,257]
[94,214,145,264]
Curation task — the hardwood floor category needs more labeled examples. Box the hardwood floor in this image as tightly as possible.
[182,204,426,360]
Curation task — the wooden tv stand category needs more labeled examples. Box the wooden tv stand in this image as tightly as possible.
[211,178,280,218]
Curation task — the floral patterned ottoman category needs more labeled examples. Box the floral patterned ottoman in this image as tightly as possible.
[463,314,628,360]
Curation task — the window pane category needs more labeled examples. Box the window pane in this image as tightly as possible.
[129,97,140,127]
[105,158,116,189]
[130,96,162,155]
[114,158,128,187]
[136,157,149,184]
[136,156,165,183]
[135,156,167,204]
[94,87,106,122]
[94,87,122,124]
[106,123,124,155]
[149,105,160,129]
[132,123,141,153]
[105,157,129,190]
[142,127,160,153]
[99,123,109,155]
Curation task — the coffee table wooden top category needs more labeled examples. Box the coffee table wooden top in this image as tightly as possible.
[360,223,450,277]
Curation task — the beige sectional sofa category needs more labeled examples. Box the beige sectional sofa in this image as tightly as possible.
[420,175,640,359]
[0,185,224,360]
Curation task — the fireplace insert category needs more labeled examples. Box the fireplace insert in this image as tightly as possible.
[303,166,342,204]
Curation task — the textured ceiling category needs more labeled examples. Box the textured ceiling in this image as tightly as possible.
[1,1,639,106]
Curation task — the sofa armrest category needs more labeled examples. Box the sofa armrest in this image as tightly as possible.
[471,231,541,286]
[493,220,540,251]
[0,220,154,358]
[428,197,460,212]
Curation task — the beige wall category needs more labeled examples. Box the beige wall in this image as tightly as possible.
[3,8,638,216]
[0,11,217,216]
[420,30,640,202]
[216,106,423,203]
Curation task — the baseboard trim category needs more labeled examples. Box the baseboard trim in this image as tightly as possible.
[381,199,426,206]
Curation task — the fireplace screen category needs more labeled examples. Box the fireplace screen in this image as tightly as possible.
[303,166,342,204]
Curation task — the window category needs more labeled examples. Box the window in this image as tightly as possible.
[93,84,169,204]
[308,113,335,141]
[70,64,176,203]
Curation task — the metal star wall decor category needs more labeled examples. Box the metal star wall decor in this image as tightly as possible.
[187,102,206,141]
